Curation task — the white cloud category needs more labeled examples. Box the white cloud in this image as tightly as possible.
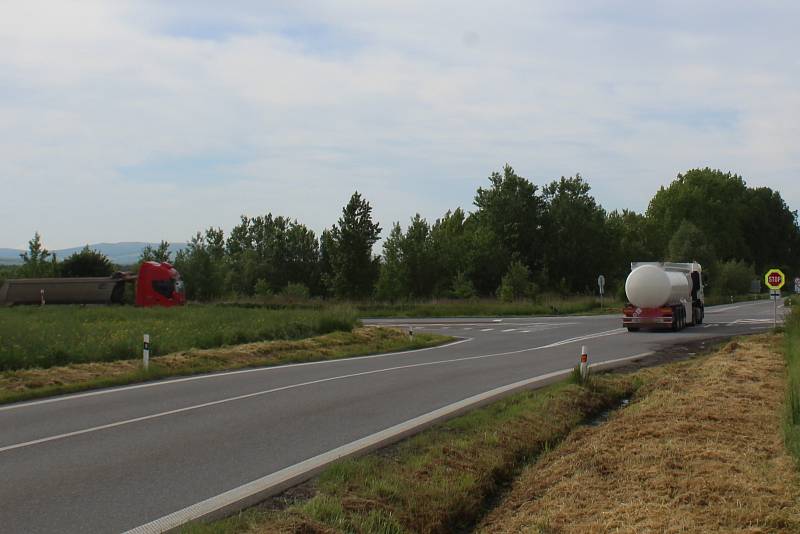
[1,1,798,249]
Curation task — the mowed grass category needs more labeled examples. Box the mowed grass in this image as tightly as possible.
[479,334,800,532]
[0,305,358,371]
[0,326,450,405]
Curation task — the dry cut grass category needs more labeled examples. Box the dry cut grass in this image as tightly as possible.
[478,334,800,533]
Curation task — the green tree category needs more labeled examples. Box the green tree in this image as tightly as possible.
[401,214,435,298]
[60,246,116,277]
[647,168,749,261]
[428,208,477,296]
[224,215,320,296]
[19,232,54,277]
[174,229,227,301]
[541,175,609,292]
[666,220,716,269]
[474,165,545,276]
[376,223,407,301]
[713,259,755,297]
[327,192,382,299]
[605,209,656,284]
[138,240,172,264]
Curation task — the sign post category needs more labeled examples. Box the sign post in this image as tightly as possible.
[765,269,786,329]
[597,275,605,308]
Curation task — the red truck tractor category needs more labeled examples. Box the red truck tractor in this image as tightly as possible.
[0,261,185,307]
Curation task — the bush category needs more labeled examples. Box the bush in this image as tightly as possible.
[713,259,754,296]
[254,279,272,298]
[450,272,476,299]
[282,282,311,300]
[497,260,537,302]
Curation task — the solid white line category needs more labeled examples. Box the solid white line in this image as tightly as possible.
[124,349,654,534]
[706,301,769,313]
[0,329,626,453]
[0,338,473,413]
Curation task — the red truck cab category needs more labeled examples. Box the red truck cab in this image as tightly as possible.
[135,261,186,307]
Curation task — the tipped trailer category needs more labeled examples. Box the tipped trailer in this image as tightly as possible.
[0,261,185,307]
[622,262,704,332]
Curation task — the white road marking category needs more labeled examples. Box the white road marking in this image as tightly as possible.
[520,330,531,333]
[0,329,626,454]
[480,328,494,332]
[501,329,517,332]
[123,349,654,534]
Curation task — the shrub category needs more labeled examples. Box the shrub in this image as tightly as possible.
[254,279,272,298]
[282,282,311,300]
[713,259,754,296]
[450,272,476,299]
[497,260,537,302]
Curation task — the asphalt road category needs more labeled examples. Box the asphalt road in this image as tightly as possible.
[0,299,787,533]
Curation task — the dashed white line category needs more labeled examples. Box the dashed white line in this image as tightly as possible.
[501,329,517,332]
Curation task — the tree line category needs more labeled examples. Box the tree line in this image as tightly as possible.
[4,166,799,300]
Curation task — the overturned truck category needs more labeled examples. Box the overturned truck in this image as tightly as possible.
[0,261,185,307]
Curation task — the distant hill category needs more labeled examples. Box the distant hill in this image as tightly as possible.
[0,242,187,266]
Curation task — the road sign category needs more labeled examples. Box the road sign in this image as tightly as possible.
[795,277,800,294]
[771,289,781,299]
[765,268,785,290]
[597,275,605,294]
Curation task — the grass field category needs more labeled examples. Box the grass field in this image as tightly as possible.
[0,326,450,405]
[222,295,621,318]
[0,305,358,371]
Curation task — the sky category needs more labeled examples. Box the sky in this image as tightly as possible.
[1,1,799,249]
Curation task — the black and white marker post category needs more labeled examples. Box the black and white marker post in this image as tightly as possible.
[143,334,150,371]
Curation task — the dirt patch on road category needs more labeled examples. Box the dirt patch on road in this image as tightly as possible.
[478,334,800,533]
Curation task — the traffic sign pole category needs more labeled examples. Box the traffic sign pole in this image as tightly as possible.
[765,269,785,329]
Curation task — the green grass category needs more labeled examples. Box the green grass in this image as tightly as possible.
[222,295,620,318]
[0,304,358,370]
[784,302,800,462]
[183,373,640,534]
[0,328,450,405]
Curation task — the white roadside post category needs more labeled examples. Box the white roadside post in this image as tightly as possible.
[143,334,150,371]
[580,345,588,381]
[409,326,413,340]
[40,289,45,306]
[597,275,605,309]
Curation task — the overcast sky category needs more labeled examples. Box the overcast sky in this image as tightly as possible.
[2,1,798,249]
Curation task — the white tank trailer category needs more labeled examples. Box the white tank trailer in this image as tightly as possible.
[622,262,704,331]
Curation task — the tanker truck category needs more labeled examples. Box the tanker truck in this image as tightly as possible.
[622,262,704,332]
[0,261,185,307]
